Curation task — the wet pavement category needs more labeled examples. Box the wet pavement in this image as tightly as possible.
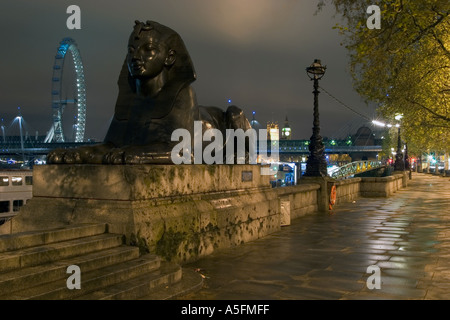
[178,173,450,300]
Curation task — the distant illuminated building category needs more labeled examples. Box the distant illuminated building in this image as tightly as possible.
[250,111,262,131]
[281,116,291,140]
[267,121,279,141]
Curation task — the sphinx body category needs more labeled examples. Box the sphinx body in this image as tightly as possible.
[47,20,251,165]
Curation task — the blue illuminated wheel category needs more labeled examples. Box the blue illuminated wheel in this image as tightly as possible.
[48,38,86,142]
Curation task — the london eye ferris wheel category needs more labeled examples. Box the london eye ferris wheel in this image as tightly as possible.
[45,37,86,143]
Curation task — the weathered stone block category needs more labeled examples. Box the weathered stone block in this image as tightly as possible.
[10,164,283,263]
[32,164,269,200]
[335,178,361,204]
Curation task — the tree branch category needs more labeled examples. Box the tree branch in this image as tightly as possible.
[406,98,450,122]
[431,31,450,58]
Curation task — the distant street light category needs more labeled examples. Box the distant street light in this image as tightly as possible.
[372,120,386,127]
[372,114,405,171]
[303,59,328,177]
[1,118,5,143]
[15,107,25,165]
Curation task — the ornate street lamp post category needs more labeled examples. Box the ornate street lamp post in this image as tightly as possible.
[404,142,410,170]
[394,126,405,170]
[304,59,328,177]
[404,142,412,179]
[394,114,405,171]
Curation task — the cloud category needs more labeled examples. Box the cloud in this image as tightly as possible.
[191,0,299,44]
[0,0,370,141]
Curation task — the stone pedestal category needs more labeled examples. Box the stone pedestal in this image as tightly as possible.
[10,164,281,263]
[299,176,335,212]
[393,171,409,187]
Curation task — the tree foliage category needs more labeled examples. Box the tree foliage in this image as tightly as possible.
[318,0,450,153]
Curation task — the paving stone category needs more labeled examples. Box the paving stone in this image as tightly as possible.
[275,285,344,300]
[178,173,450,300]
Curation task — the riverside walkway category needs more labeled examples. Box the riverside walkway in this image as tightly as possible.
[178,173,450,300]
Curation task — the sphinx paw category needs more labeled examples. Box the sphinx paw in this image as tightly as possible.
[47,150,66,164]
[63,150,83,164]
[103,149,125,164]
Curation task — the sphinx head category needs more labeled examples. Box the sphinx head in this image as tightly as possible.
[126,20,196,89]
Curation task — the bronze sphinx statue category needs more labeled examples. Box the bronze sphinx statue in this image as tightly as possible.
[47,20,252,164]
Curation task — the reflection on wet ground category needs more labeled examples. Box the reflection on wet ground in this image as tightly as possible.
[179,173,450,300]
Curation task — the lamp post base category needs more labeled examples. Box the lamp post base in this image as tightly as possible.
[300,176,335,212]
[394,156,405,172]
[304,132,328,177]
[304,157,328,177]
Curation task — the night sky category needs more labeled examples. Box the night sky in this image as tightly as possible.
[0,0,378,142]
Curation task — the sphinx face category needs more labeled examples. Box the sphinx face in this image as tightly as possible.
[127,36,169,79]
